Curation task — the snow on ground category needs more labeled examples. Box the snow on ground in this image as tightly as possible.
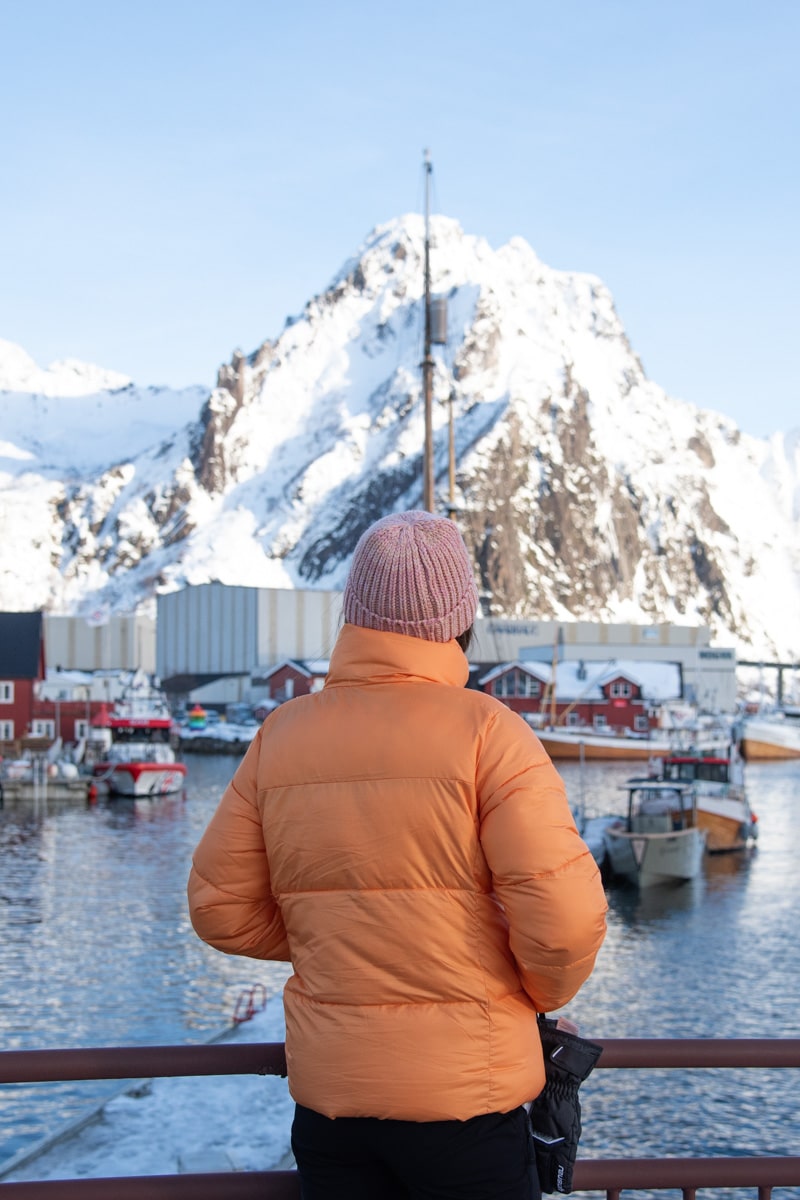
[178,721,260,745]
[2,997,294,1182]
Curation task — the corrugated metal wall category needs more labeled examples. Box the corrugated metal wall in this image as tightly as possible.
[256,588,341,666]
[44,614,156,673]
[156,584,259,677]
[156,583,343,680]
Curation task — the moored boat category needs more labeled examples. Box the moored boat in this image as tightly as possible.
[603,781,706,887]
[738,712,800,761]
[91,693,186,797]
[535,726,673,761]
[637,742,757,854]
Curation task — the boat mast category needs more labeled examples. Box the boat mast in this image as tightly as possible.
[447,387,456,519]
[422,149,435,513]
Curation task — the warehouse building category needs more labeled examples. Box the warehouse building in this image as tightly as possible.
[153,584,737,712]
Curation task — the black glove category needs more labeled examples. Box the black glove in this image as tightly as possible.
[529,1015,603,1194]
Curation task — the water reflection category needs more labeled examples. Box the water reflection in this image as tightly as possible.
[607,876,704,926]
[0,755,798,1177]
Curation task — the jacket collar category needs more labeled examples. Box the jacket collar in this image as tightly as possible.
[326,624,469,689]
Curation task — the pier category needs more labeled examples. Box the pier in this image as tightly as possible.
[0,775,97,807]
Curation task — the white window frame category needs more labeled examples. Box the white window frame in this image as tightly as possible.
[493,671,541,699]
[31,719,56,739]
[0,719,14,740]
[610,681,632,699]
[492,674,513,698]
[75,719,92,739]
[0,681,14,704]
[634,715,650,732]
[593,714,608,729]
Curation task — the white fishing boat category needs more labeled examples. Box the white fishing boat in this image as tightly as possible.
[634,742,758,854]
[738,711,800,761]
[603,781,706,887]
[91,693,186,797]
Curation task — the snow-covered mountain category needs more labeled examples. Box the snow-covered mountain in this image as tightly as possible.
[1,216,798,660]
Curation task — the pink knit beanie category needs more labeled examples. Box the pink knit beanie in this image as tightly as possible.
[343,510,479,642]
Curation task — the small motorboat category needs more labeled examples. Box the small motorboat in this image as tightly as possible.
[603,781,706,887]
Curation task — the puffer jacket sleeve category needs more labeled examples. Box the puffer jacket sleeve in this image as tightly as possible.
[187,727,291,961]
[477,705,607,1012]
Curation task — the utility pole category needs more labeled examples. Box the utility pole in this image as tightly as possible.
[422,149,435,513]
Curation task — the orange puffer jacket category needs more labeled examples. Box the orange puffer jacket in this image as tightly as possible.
[188,624,607,1121]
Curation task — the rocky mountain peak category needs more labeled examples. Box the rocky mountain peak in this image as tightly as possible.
[0,220,797,660]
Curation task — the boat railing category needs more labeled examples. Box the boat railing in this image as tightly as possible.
[2,1037,800,1198]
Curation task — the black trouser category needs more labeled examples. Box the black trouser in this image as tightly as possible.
[291,1102,540,1200]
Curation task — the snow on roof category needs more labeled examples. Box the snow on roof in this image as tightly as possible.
[480,658,682,702]
[302,660,330,676]
[478,661,550,687]
[257,658,330,682]
[556,659,681,701]
[45,668,95,685]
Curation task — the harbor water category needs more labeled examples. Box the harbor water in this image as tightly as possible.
[1,752,799,1182]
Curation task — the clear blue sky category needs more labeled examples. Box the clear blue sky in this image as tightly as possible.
[1,0,797,437]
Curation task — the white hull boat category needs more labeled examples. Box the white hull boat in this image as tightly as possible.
[92,690,187,798]
[100,754,187,797]
[739,714,800,761]
[603,782,707,887]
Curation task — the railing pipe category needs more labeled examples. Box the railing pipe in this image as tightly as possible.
[4,1039,800,1085]
[572,1156,800,1189]
[2,1039,800,1198]
[3,1159,800,1199]
[0,1042,287,1085]
[0,1174,298,1198]
[595,1037,800,1069]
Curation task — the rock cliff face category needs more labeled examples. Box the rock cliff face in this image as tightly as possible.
[0,218,798,659]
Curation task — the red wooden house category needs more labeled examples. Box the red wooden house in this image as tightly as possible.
[0,611,46,747]
[31,670,105,744]
[476,659,682,733]
[252,659,330,707]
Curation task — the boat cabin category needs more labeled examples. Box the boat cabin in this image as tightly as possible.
[663,754,733,786]
[623,781,698,834]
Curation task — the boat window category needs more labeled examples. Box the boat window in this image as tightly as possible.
[664,762,693,782]
[638,788,677,814]
[697,763,727,782]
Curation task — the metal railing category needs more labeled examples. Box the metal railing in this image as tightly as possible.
[2,1038,800,1198]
